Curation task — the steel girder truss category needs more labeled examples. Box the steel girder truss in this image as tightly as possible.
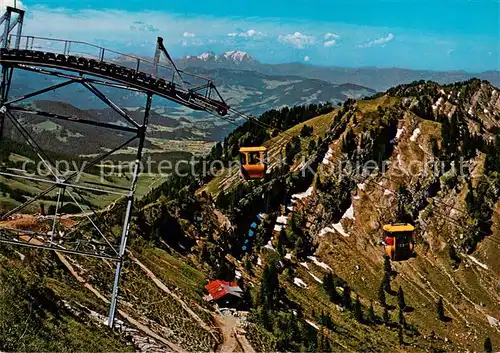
[0,5,229,329]
[0,61,152,327]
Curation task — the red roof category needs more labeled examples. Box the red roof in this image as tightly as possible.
[205,280,242,301]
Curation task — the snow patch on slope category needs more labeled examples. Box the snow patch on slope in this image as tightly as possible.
[332,223,349,237]
[300,262,309,269]
[487,315,499,327]
[264,241,276,251]
[292,186,314,201]
[322,147,334,165]
[306,320,319,330]
[410,128,421,142]
[467,255,488,270]
[342,204,355,220]
[307,256,332,271]
[318,226,335,237]
[294,277,308,288]
[309,272,323,284]
[432,97,444,110]
[396,127,405,140]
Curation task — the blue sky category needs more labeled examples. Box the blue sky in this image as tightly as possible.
[8,0,500,71]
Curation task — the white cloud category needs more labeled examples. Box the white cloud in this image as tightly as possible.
[183,32,196,38]
[228,29,263,38]
[182,38,203,46]
[324,39,336,47]
[304,55,310,62]
[130,21,159,33]
[358,33,394,48]
[324,32,339,47]
[278,32,315,49]
[324,32,340,40]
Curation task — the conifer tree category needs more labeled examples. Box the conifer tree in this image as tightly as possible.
[465,179,475,213]
[484,337,493,353]
[397,286,406,310]
[343,285,352,310]
[383,271,392,293]
[383,306,390,325]
[323,272,339,302]
[378,282,386,307]
[384,255,392,275]
[354,295,363,322]
[368,301,376,324]
[259,262,280,311]
[398,325,404,345]
[398,307,405,326]
[436,297,445,321]
[308,139,316,156]
[317,331,332,352]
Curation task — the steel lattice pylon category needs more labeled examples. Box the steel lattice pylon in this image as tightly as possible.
[0,6,228,327]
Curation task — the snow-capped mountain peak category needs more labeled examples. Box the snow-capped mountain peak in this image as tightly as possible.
[197,52,217,61]
[181,51,254,64]
[222,50,251,62]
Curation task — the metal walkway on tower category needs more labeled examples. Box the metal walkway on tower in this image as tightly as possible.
[0,35,229,116]
[0,5,229,328]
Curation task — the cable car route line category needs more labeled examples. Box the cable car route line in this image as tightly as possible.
[207,92,500,248]
[191,82,500,246]
[375,173,500,234]
[355,175,500,247]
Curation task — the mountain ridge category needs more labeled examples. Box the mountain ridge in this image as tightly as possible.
[176,51,500,91]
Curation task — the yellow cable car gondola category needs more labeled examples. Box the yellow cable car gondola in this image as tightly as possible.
[383,223,415,261]
[239,146,267,180]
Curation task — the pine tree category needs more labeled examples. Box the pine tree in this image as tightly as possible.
[316,331,332,352]
[343,285,352,310]
[244,256,252,274]
[397,286,406,310]
[285,266,294,283]
[484,337,493,353]
[276,239,284,258]
[384,255,392,275]
[308,139,316,156]
[259,262,280,311]
[448,245,461,268]
[368,301,376,324]
[465,178,475,213]
[319,311,333,329]
[378,282,386,307]
[323,272,340,303]
[354,295,363,322]
[383,271,392,293]
[398,307,405,326]
[436,297,445,321]
[383,306,390,325]
[398,325,404,345]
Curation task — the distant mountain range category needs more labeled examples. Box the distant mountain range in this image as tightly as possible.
[5,49,498,152]
[176,51,500,92]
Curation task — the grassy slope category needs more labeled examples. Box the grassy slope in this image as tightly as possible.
[0,249,133,352]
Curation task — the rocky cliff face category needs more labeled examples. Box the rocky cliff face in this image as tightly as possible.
[267,79,500,351]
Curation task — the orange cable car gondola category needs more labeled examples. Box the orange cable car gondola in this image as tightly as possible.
[239,146,267,180]
[383,223,415,261]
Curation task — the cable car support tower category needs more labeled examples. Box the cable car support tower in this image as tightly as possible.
[0,6,229,327]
